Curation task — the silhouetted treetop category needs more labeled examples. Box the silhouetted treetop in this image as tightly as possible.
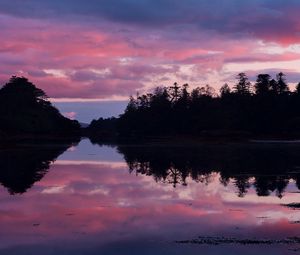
[112,71,300,138]
[234,72,252,95]
[220,83,231,97]
[277,72,289,94]
[1,76,48,101]
[0,76,80,136]
[255,74,271,96]
[296,82,300,95]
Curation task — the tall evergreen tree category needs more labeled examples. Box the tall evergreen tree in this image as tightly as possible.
[276,72,289,94]
[270,79,279,95]
[255,74,271,95]
[234,73,251,95]
[220,83,231,97]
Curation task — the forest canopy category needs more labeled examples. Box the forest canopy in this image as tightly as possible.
[113,72,300,138]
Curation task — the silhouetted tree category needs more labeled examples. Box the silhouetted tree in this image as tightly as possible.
[125,96,138,113]
[255,74,271,96]
[276,72,289,94]
[169,82,180,102]
[88,72,300,140]
[234,73,251,95]
[270,79,279,95]
[296,82,300,95]
[0,76,80,136]
[220,83,231,97]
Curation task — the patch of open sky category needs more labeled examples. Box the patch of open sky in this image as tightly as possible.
[53,100,128,123]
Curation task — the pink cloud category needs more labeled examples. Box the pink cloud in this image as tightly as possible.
[63,111,77,120]
[1,5,300,100]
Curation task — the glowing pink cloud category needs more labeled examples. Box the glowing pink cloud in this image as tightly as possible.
[63,111,77,120]
[1,1,300,100]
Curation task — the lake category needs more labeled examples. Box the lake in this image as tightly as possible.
[1,139,300,254]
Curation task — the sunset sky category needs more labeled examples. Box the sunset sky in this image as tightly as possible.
[1,0,300,122]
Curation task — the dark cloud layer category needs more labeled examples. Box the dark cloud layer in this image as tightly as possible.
[1,0,299,40]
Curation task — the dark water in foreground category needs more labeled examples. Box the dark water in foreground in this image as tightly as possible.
[1,139,300,254]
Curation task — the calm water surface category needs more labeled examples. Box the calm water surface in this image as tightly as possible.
[1,139,300,254]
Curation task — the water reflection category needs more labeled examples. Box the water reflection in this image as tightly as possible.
[117,144,300,198]
[0,140,300,255]
[0,139,78,194]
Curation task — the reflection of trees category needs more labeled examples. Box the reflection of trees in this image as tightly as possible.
[117,144,300,198]
[254,176,289,198]
[0,138,79,194]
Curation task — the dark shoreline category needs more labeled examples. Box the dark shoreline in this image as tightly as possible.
[3,132,300,148]
[0,134,81,149]
[87,133,300,146]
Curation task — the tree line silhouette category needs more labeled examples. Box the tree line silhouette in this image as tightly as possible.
[0,76,80,138]
[2,73,300,140]
[3,75,300,199]
[88,72,300,139]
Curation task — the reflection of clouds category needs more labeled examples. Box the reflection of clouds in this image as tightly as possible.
[67,146,77,152]
[1,159,300,252]
[222,180,299,205]
[55,160,127,168]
